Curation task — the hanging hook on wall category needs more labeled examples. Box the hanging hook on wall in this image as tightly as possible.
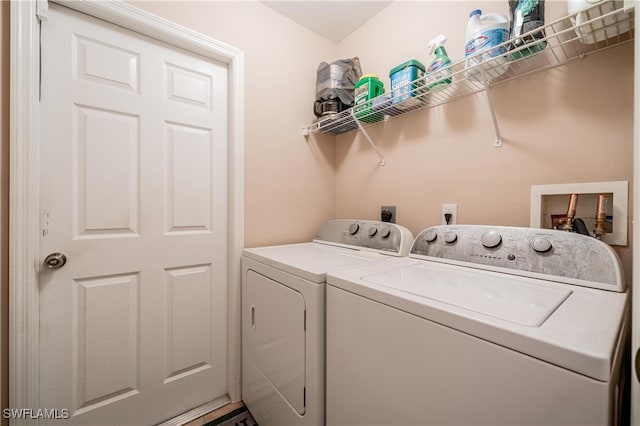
[351,109,385,166]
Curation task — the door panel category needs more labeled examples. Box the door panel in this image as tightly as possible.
[165,63,212,109]
[164,264,214,382]
[74,34,140,92]
[73,273,140,413]
[74,105,140,236]
[165,123,213,233]
[39,4,229,424]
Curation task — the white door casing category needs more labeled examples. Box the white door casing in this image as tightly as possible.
[9,0,244,423]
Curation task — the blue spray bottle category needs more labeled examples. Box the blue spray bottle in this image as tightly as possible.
[426,34,452,91]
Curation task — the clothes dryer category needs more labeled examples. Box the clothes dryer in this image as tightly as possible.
[242,219,413,425]
[327,225,628,426]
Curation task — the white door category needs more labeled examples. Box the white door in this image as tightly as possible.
[38,4,229,424]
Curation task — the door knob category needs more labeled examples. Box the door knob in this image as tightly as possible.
[44,252,67,270]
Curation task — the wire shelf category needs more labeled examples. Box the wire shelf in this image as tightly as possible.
[303,1,634,136]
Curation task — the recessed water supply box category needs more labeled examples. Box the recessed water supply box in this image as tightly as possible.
[530,181,628,246]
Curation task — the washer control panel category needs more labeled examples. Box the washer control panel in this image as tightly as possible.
[314,220,414,256]
[411,225,624,291]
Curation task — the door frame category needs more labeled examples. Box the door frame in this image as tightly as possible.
[9,0,244,415]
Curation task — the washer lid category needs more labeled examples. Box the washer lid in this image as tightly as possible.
[243,242,388,283]
[363,262,572,326]
[328,259,628,382]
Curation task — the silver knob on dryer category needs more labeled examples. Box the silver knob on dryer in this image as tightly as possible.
[348,223,360,235]
[481,230,502,248]
[380,227,391,239]
[368,227,378,237]
[444,232,457,244]
[424,230,437,243]
[531,237,553,253]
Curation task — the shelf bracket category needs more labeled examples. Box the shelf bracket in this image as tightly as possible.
[351,109,385,166]
[483,81,503,148]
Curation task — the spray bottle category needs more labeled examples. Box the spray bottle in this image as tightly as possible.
[425,35,452,92]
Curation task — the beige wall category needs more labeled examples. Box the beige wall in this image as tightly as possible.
[333,1,634,279]
[132,1,338,247]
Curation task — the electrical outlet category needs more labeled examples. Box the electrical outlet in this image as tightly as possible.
[381,205,396,223]
[442,203,457,225]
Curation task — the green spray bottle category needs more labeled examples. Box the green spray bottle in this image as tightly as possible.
[426,34,452,91]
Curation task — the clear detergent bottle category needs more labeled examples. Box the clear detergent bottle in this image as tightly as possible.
[425,34,452,92]
[464,9,509,82]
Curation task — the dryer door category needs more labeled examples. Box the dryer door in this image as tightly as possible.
[246,270,306,414]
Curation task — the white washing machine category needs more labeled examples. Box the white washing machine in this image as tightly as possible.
[241,219,413,425]
[327,225,629,426]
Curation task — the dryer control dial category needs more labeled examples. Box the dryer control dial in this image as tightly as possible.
[424,230,437,243]
[531,237,552,253]
[380,227,391,239]
[444,232,457,244]
[481,230,502,248]
[314,220,413,255]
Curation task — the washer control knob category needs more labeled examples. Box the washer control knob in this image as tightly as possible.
[481,230,502,248]
[380,227,391,239]
[424,230,438,243]
[368,227,378,237]
[348,223,360,235]
[444,231,457,244]
[531,237,553,253]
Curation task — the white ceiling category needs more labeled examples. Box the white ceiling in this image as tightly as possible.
[261,1,393,43]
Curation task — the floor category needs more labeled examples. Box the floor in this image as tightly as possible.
[181,401,246,426]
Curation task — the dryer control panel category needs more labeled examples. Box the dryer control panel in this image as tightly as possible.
[411,225,624,291]
[314,220,414,257]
